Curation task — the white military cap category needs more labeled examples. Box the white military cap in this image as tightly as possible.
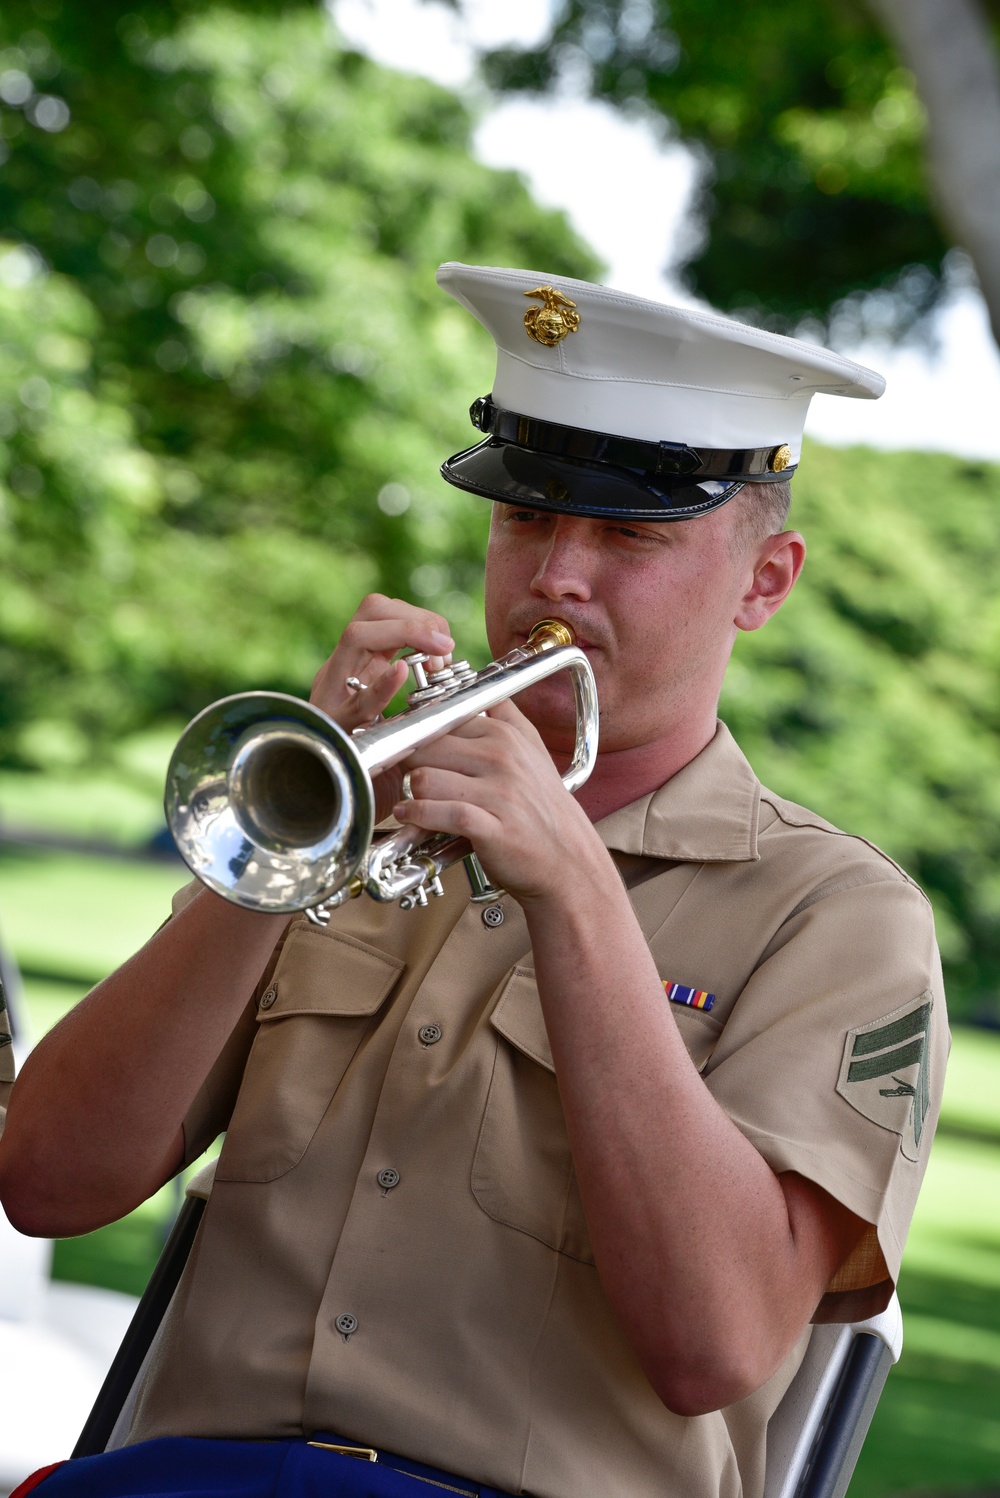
[437,262,885,520]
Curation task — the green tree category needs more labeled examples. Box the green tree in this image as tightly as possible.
[866,0,1000,348]
[481,0,1000,342]
[0,0,599,765]
[722,444,1000,1021]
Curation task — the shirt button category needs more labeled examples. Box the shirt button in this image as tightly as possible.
[377,1167,400,1191]
[259,987,277,1010]
[335,1313,358,1337]
[482,904,504,928]
[418,1023,442,1046]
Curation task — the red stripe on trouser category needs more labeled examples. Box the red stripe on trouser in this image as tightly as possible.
[9,1462,67,1496]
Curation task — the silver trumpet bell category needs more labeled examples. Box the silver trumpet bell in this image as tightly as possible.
[165,620,599,916]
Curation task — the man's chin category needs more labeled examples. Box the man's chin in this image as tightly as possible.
[516,681,580,751]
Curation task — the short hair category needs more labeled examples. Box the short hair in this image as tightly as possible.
[727,479,792,553]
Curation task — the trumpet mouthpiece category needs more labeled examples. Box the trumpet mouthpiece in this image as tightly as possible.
[527,619,574,649]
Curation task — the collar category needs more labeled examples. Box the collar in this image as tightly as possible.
[596,722,761,864]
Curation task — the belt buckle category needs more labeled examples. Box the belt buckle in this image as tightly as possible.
[308,1440,378,1462]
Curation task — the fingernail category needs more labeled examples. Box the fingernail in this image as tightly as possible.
[430,630,454,650]
[392,804,410,820]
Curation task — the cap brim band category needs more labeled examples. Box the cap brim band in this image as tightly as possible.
[441,438,750,520]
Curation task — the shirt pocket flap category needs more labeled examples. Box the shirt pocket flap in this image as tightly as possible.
[258,927,405,1020]
[490,966,554,1073]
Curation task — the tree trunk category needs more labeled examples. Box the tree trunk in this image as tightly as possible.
[867,0,1000,349]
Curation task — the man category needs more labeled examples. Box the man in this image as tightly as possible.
[0,265,946,1498]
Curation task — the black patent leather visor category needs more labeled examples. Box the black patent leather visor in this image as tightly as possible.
[440,396,797,521]
[442,438,747,519]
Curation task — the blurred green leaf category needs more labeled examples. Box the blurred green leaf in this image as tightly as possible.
[479,0,1000,336]
[0,0,600,760]
[724,443,1000,1020]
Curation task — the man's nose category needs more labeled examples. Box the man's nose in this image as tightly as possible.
[530,529,594,602]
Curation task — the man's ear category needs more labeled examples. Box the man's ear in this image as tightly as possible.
[735,531,806,633]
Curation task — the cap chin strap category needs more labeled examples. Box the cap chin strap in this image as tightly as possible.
[469,395,797,484]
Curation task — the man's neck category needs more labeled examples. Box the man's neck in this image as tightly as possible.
[552,716,720,824]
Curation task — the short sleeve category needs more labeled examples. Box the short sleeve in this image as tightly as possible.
[165,879,291,1165]
[702,873,948,1322]
[179,914,293,1167]
[171,878,204,918]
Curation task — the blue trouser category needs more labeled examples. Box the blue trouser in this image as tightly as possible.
[19,1436,518,1497]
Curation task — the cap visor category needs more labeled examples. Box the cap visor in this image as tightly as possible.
[441,439,745,520]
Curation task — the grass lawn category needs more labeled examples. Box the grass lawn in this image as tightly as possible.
[2,843,1000,1492]
[0,727,178,851]
[0,845,184,986]
[852,1127,1000,1495]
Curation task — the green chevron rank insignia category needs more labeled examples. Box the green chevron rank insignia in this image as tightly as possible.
[837,993,933,1162]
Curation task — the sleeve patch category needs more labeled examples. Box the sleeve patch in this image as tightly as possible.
[837,993,933,1162]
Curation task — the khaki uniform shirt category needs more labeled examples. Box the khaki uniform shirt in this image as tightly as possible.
[127,722,946,1498]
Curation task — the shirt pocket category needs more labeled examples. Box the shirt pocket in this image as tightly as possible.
[471,966,595,1265]
[215,925,404,1184]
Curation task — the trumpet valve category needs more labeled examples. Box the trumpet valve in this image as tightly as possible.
[404,651,442,707]
[404,651,431,690]
[408,684,450,706]
[399,874,445,910]
[406,654,464,707]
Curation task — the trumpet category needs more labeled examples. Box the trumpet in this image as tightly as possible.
[165,619,599,917]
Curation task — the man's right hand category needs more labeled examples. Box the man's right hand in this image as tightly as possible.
[308,594,455,823]
[309,593,454,732]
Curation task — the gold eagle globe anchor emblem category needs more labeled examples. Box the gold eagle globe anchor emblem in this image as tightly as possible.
[523,286,581,347]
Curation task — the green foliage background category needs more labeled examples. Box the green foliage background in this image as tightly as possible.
[0,0,598,764]
[482,0,1000,338]
[2,0,1000,1024]
[724,446,1000,1020]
